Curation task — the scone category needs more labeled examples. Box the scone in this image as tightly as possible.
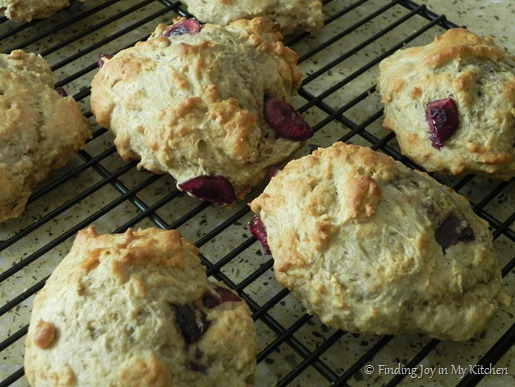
[0,50,90,222]
[25,226,257,386]
[377,28,515,179]
[0,0,84,22]
[90,17,312,206]
[179,0,324,35]
[249,142,510,341]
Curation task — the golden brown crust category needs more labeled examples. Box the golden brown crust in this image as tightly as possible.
[0,50,91,222]
[377,28,515,179]
[91,18,305,200]
[421,28,508,67]
[250,142,510,341]
[179,0,324,34]
[25,226,257,386]
[0,0,72,22]
[32,320,57,349]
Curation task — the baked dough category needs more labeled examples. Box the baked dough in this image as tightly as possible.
[249,142,510,341]
[377,28,515,179]
[179,0,324,35]
[0,0,84,22]
[90,17,310,205]
[25,226,257,386]
[0,50,90,222]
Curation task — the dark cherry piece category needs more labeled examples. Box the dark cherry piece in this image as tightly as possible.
[96,53,113,68]
[195,348,204,359]
[426,98,460,149]
[249,215,271,255]
[264,95,314,141]
[172,304,209,344]
[162,19,202,37]
[186,361,207,374]
[178,175,237,205]
[268,165,283,178]
[435,214,475,252]
[55,87,68,97]
[202,285,241,309]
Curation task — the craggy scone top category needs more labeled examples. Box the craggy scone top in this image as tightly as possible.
[25,226,257,386]
[250,142,510,341]
[0,50,90,222]
[0,0,85,22]
[180,0,324,35]
[91,17,311,205]
[377,28,515,179]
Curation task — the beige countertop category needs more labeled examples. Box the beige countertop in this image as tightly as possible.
[0,1,513,386]
[418,0,513,52]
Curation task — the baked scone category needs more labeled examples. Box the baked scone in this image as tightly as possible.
[249,142,510,341]
[377,28,515,180]
[0,50,90,222]
[179,0,324,35]
[0,0,85,22]
[25,226,257,386]
[90,17,312,206]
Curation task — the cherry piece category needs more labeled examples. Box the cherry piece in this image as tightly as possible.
[96,53,113,68]
[178,175,236,205]
[249,215,271,255]
[55,87,67,97]
[202,285,241,309]
[172,304,209,344]
[264,94,314,141]
[435,214,475,252]
[195,348,204,360]
[268,165,283,178]
[162,19,202,37]
[186,361,207,374]
[425,98,460,149]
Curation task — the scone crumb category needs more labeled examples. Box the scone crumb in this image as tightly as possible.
[33,320,57,349]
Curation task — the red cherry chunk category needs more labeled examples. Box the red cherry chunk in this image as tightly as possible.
[162,19,202,37]
[268,165,283,178]
[55,87,68,97]
[249,215,271,255]
[178,175,236,205]
[202,285,241,309]
[264,95,313,141]
[96,53,113,68]
[425,98,460,149]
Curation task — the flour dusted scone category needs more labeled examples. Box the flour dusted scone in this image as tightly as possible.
[179,0,324,35]
[0,0,84,22]
[25,226,257,386]
[90,17,312,206]
[377,28,515,179]
[0,50,90,222]
[249,142,510,341]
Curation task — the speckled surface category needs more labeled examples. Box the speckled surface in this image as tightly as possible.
[418,0,514,53]
[0,1,513,386]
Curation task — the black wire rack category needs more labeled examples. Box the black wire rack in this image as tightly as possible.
[1,1,513,386]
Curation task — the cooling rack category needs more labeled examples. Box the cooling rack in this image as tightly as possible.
[0,0,513,386]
